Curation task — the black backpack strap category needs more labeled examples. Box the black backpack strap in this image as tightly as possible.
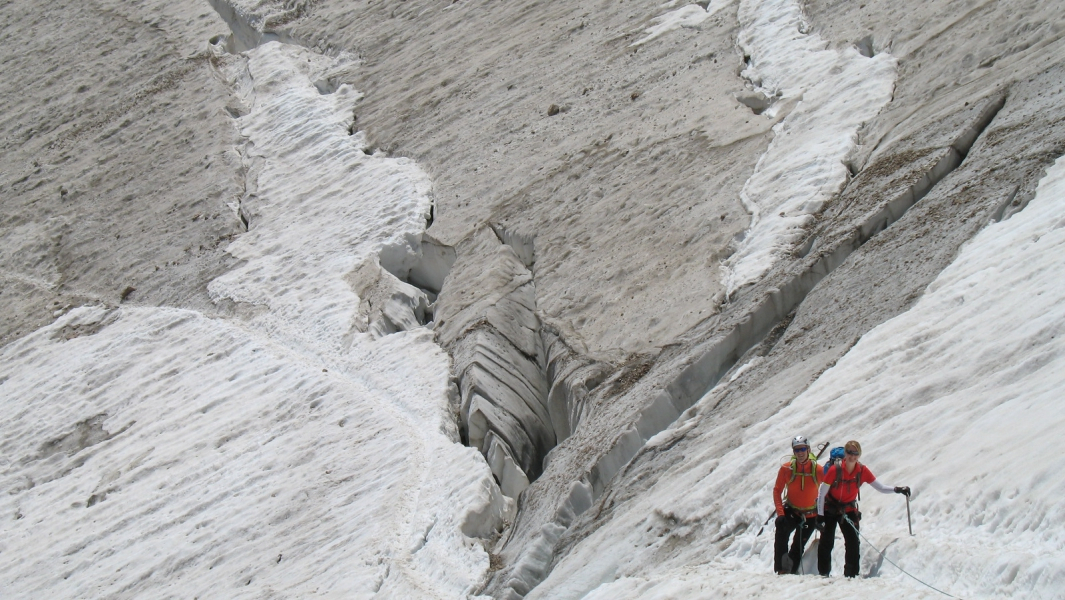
[856,464,864,501]
[832,459,843,487]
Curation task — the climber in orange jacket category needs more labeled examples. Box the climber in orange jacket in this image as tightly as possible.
[772,435,820,574]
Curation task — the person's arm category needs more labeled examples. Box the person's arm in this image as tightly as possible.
[773,466,788,516]
[816,482,830,516]
[867,468,911,496]
[869,479,894,494]
[817,464,836,515]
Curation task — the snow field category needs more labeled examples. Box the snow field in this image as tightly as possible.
[0,39,505,598]
[0,307,497,597]
[208,42,434,362]
[529,157,1065,598]
[723,0,897,294]
[579,562,937,599]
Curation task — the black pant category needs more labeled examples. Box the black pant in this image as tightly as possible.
[818,510,861,577]
[774,512,816,573]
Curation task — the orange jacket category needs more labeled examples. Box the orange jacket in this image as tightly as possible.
[774,458,820,516]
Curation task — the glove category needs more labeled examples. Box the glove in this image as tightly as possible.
[814,516,825,531]
[894,486,911,497]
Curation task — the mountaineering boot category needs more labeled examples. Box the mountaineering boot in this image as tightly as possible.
[779,554,793,575]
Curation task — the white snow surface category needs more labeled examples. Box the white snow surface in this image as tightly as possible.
[0,41,504,599]
[722,0,897,294]
[579,562,937,599]
[632,2,731,47]
[529,156,1065,599]
[208,42,434,360]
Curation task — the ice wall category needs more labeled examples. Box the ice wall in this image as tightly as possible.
[434,224,614,499]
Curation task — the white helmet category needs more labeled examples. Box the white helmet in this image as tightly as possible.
[791,435,809,450]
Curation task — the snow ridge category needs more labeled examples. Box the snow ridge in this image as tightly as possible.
[722,0,897,295]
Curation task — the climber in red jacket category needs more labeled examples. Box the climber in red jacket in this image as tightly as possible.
[816,440,910,577]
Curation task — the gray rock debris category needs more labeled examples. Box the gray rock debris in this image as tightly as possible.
[0,0,244,346]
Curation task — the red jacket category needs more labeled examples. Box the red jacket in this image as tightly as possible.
[823,462,876,504]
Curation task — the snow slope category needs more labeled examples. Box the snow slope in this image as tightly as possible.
[528,157,1065,598]
[0,40,505,598]
[0,307,499,597]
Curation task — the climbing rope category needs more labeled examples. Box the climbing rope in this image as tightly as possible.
[841,514,961,599]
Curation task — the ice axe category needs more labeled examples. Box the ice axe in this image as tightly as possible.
[906,494,913,536]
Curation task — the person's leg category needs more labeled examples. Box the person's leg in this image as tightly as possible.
[841,512,861,577]
[817,515,838,576]
[787,517,813,574]
[774,515,798,573]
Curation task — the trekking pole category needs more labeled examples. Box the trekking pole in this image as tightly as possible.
[756,512,774,537]
[906,494,913,536]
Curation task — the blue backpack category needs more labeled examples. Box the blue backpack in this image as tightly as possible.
[823,446,845,477]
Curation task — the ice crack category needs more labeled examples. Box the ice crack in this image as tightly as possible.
[495,92,1007,599]
[206,0,308,53]
[722,0,898,295]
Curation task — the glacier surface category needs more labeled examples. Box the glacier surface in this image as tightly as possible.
[2,0,1065,598]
